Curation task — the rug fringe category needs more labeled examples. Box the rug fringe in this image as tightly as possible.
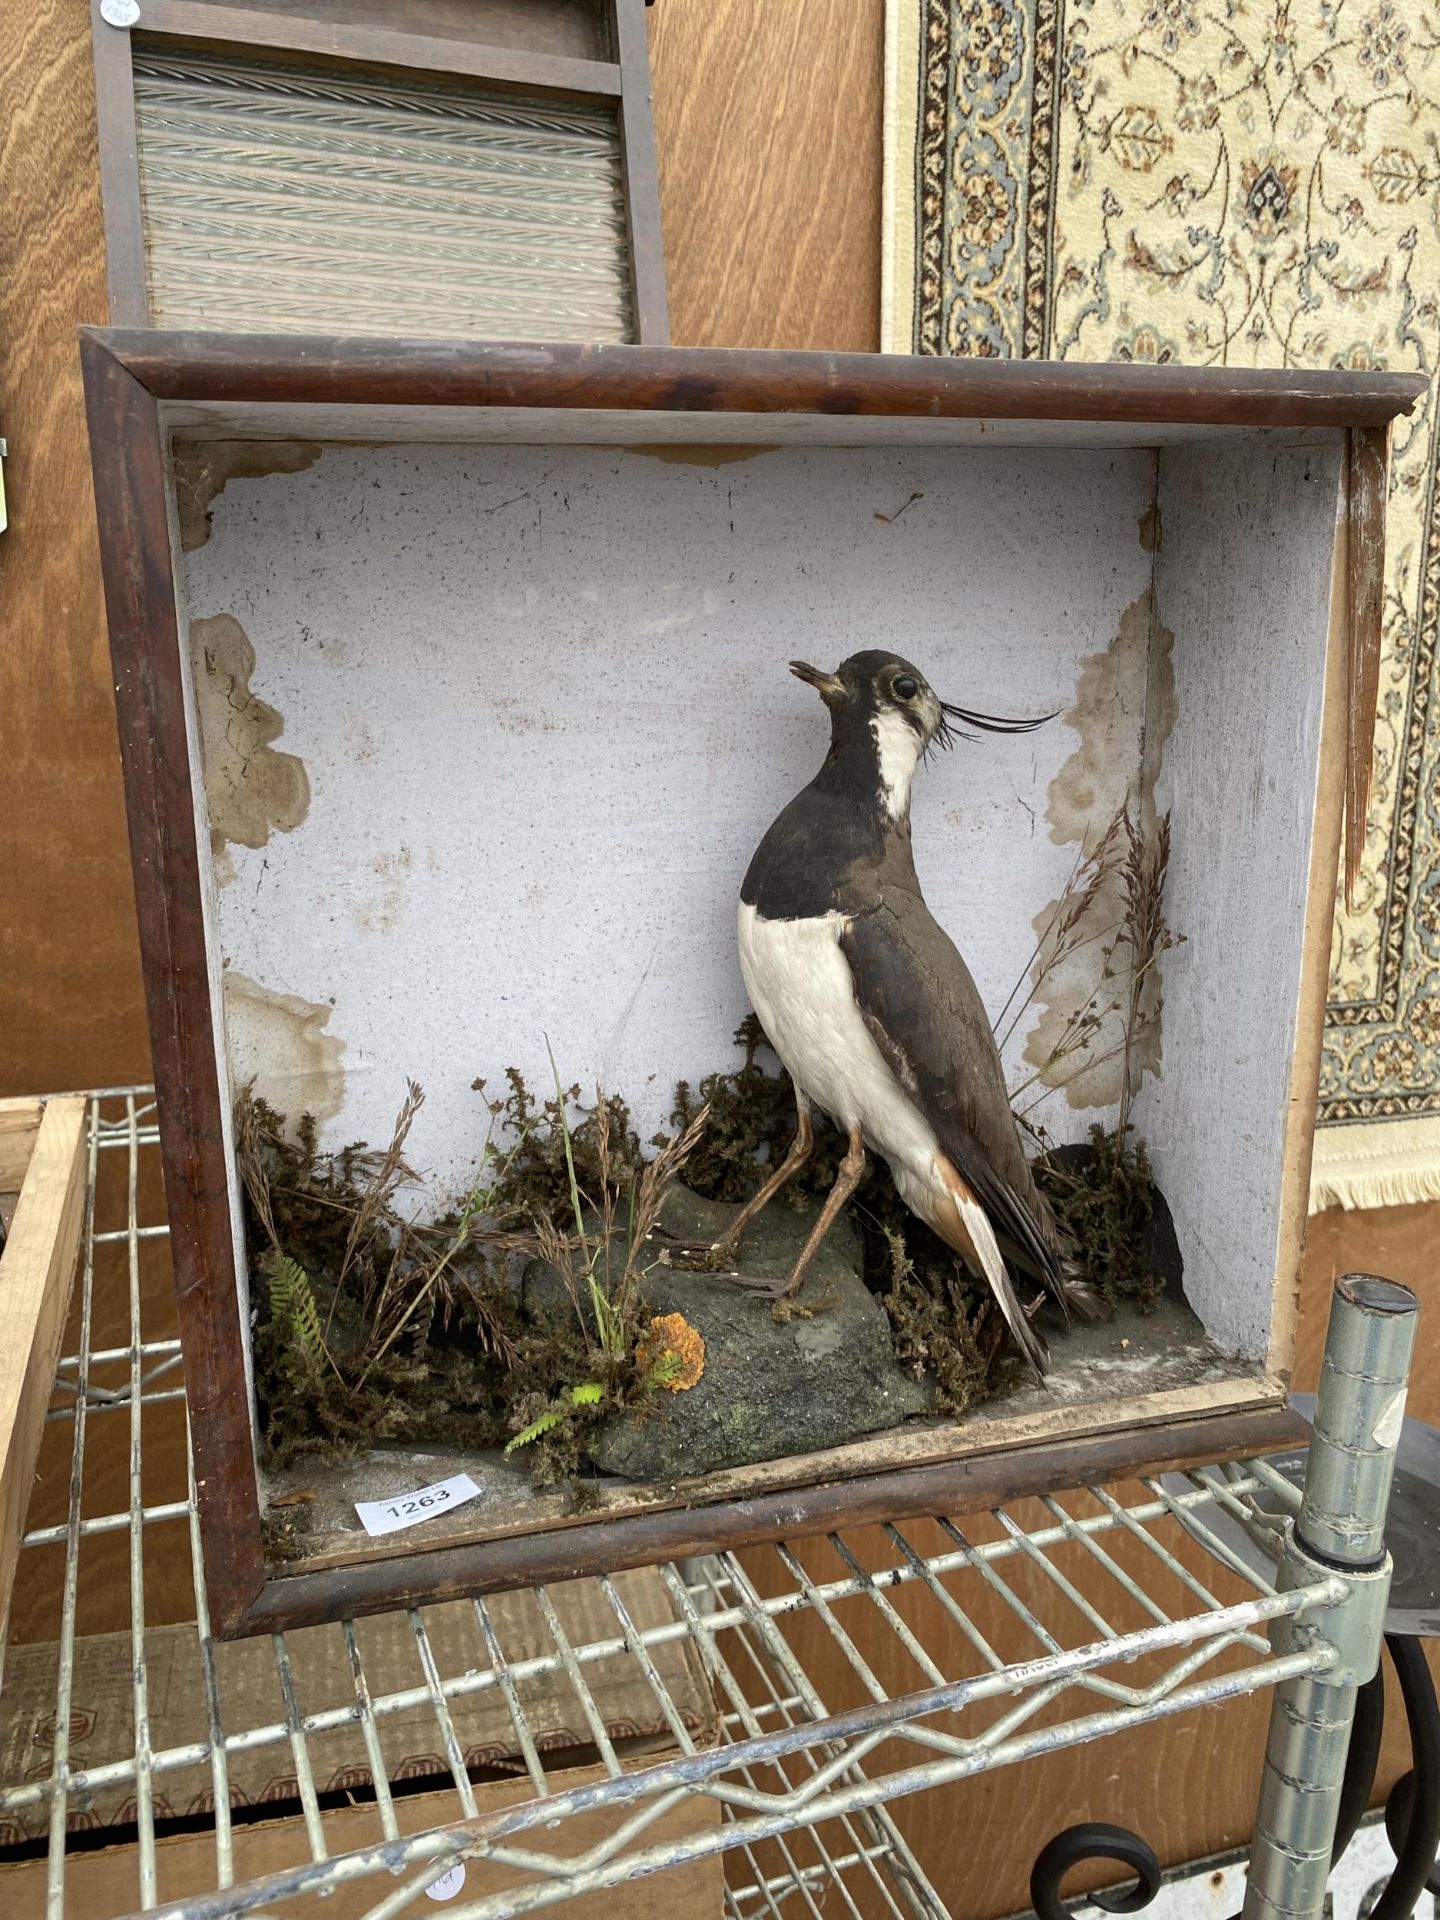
[1309,1115,1440,1213]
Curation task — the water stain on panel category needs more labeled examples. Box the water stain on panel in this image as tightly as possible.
[190,613,310,886]
[1021,588,1177,1111]
[173,438,324,550]
[491,694,561,736]
[224,970,346,1127]
[351,846,414,935]
[620,444,778,467]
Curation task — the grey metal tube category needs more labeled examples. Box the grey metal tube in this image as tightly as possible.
[1242,1273,1418,1920]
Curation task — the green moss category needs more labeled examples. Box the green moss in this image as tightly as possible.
[246,1028,1159,1494]
[243,1075,692,1494]
[260,1500,315,1565]
[880,1227,1013,1416]
[669,1017,814,1203]
[488,1069,645,1222]
[1033,1123,1164,1311]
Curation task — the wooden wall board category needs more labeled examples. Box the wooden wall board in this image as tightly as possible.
[0,0,151,1100]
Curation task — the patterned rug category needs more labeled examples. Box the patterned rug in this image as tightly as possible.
[883,0,1440,1210]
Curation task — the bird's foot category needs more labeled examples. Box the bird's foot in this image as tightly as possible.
[649,1230,742,1275]
[650,1231,835,1316]
[771,1278,835,1325]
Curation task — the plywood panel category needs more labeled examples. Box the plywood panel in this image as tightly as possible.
[647,0,884,351]
[1141,435,1343,1356]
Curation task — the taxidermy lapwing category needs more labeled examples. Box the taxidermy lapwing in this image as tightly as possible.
[711,650,1100,1377]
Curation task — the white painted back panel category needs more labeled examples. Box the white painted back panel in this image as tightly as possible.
[182,442,1155,1210]
[1137,434,1343,1358]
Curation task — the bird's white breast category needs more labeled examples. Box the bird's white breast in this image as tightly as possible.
[737,902,940,1179]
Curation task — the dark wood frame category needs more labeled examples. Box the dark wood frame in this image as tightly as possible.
[80,327,1424,1636]
[89,0,669,342]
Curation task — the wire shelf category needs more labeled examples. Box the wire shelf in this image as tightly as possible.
[0,1093,1341,1920]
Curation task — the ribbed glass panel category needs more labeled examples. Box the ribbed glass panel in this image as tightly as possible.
[131,48,633,340]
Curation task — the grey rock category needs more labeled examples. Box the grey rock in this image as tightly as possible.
[521,1186,932,1481]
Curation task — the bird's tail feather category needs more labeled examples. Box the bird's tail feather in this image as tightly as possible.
[953,1189,1050,1379]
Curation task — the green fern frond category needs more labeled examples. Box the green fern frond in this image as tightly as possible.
[503,1381,604,1455]
[262,1250,326,1364]
[643,1351,684,1391]
[504,1406,565,1454]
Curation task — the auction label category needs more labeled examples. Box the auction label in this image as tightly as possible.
[354,1472,481,1537]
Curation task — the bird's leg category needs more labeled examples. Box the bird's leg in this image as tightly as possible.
[708,1105,814,1265]
[776,1124,865,1300]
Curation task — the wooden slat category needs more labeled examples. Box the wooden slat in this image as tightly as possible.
[0,1098,87,1649]
[140,0,614,64]
[235,1399,1306,1636]
[89,328,1428,428]
[135,1,625,97]
[81,332,269,1638]
[1271,482,1354,1376]
[612,0,668,343]
[0,1101,42,1194]
[89,0,149,326]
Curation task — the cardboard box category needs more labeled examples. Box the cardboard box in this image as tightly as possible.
[0,1569,718,1845]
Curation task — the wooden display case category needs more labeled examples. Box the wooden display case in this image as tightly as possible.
[81,328,1422,1636]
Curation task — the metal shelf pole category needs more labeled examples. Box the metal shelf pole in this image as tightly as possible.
[1242,1275,1418,1920]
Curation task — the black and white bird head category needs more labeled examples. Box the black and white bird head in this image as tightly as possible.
[790,650,1052,822]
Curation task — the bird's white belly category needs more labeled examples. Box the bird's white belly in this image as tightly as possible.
[737,903,940,1178]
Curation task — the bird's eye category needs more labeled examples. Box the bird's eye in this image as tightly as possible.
[893,675,919,700]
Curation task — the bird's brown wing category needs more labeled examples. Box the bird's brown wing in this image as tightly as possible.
[839,895,1073,1314]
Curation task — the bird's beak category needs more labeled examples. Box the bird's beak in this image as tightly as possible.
[790,660,846,702]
